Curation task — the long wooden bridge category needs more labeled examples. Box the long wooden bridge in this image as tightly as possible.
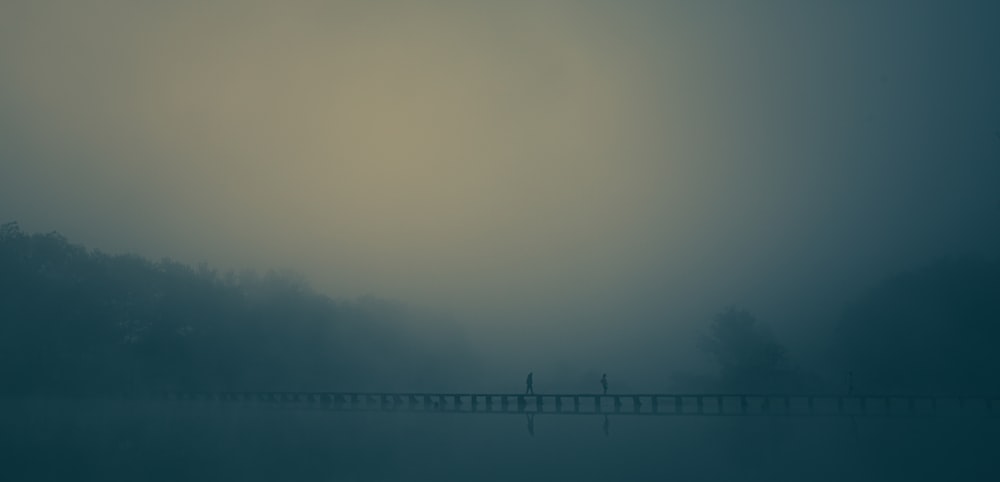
[147,392,999,417]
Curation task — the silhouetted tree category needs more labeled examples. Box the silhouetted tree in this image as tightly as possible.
[699,307,804,392]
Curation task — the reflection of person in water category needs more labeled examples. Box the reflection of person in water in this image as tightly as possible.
[525,372,534,395]
[600,373,608,395]
[602,415,610,437]
[526,413,535,437]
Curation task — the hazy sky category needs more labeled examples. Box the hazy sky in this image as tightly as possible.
[2,1,999,371]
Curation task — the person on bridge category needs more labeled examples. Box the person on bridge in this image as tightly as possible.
[525,372,534,395]
[601,373,608,395]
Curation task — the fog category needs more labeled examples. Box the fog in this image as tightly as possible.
[3,3,1000,481]
[3,0,1000,389]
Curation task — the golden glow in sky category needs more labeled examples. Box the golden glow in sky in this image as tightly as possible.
[2,1,999,348]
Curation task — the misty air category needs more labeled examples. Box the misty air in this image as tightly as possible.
[2,1,999,481]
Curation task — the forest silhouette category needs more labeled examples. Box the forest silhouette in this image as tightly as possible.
[2,221,998,397]
[0,222,478,395]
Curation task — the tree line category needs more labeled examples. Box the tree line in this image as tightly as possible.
[693,257,1000,396]
[0,222,477,395]
[2,221,997,396]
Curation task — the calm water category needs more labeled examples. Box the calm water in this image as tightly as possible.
[2,398,997,481]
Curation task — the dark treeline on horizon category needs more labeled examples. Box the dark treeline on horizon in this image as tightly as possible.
[2,221,998,397]
[0,222,479,395]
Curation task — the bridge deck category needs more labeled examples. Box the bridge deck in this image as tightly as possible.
[146,392,999,417]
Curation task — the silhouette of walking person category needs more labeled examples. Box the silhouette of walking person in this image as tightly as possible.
[600,373,608,395]
[525,372,534,395]
[526,413,535,437]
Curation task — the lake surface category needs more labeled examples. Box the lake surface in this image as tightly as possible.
[2,398,997,481]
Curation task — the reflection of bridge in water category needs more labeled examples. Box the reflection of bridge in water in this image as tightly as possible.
[155,392,999,418]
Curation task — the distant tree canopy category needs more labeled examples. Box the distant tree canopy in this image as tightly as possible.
[698,307,806,393]
[836,257,1000,396]
[0,222,477,395]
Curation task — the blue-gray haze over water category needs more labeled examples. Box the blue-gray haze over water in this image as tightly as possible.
[2,1,1000,480]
